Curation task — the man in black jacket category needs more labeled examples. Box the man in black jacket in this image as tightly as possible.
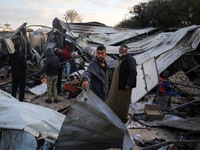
[82,45,109,101]
[54,47,65,95]
[41,48,60,103]
[107,44,137,123]
[9,43,27,102]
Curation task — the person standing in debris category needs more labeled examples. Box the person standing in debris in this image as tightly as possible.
[63,45,72,75]
[82,45,109,101]
[9,43,27,102]
[41,47,60,103]
[54,47,65,96]
[107,44,137,123]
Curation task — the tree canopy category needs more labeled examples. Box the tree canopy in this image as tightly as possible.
[63,9,82,23]
[115,0,200,29]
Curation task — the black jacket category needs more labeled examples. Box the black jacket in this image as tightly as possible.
[42,48,60,76]
[82,57,109,101]
[119,54,137,90]
[55,51,65,72]
[9,50,27,78]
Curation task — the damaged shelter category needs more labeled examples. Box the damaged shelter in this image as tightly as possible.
[1,17,200,149]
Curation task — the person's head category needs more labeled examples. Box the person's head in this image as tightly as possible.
[57,46,63,53]
[14,43,21,51]
[96,45,106,62]
[119,44,128,57]
[46,47,54,56]
[65,45,71,51]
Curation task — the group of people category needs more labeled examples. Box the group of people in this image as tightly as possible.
[82,44,137,123]
[9,42,137,123]
[9,43,73,103]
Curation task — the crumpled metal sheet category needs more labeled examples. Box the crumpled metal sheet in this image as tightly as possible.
[0,129,37,150]
[158,117,200,131]
[0,89,65,140]
[56,87,135,150]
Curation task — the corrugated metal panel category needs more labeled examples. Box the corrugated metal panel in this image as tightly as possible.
[0,90,65,139]
[106,25,200,75]
[69,23,118,34]
[56,87,135,150]
[105,27,156,46]
[134,25,199,65]
[106,32,171,54]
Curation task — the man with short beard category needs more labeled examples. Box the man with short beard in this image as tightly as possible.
[107,44,137,123]
[82,45,109,101]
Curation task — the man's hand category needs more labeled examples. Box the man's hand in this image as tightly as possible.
[125,85,131,90]
[82,81,89,89]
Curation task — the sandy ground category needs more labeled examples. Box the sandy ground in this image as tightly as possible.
[25,91,71,111]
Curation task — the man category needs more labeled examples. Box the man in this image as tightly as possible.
[41,47,60,103]
[82,45,109,101]
[63,45,72,75]
[107,44,137,123]
[9,43,27,102]
[54,47,65,95]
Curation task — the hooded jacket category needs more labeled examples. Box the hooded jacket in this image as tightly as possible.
[9,50,27,78]
[63,45,72,61]
[82,57,109,101]
[41,48,60,76]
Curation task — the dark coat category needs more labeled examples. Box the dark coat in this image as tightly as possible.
[82,57,109,101]
[9,50,27,79]
[42,48,60,76]
[119,54,137,90]
[55,51,65,72]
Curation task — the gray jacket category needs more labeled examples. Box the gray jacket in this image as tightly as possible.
[82,57,109,101]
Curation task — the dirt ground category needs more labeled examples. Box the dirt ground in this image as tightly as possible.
[25,91,71,111]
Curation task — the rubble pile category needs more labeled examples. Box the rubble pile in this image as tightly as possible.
[0,17,200,149]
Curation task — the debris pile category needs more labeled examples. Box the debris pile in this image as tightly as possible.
[0,17,200,149]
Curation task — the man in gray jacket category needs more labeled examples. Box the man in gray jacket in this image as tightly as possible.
[82,45,109,101]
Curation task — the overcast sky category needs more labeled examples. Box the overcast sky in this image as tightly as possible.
[0,0,147,30]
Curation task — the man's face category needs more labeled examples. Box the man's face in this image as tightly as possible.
[119,46,127,57]
[96,49,106,62]
[58,48,63,53]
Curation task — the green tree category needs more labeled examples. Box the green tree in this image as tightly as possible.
[116,0,200,29]
[63,9,82,23]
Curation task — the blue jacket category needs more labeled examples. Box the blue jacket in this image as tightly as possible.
[82,57,109,101]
